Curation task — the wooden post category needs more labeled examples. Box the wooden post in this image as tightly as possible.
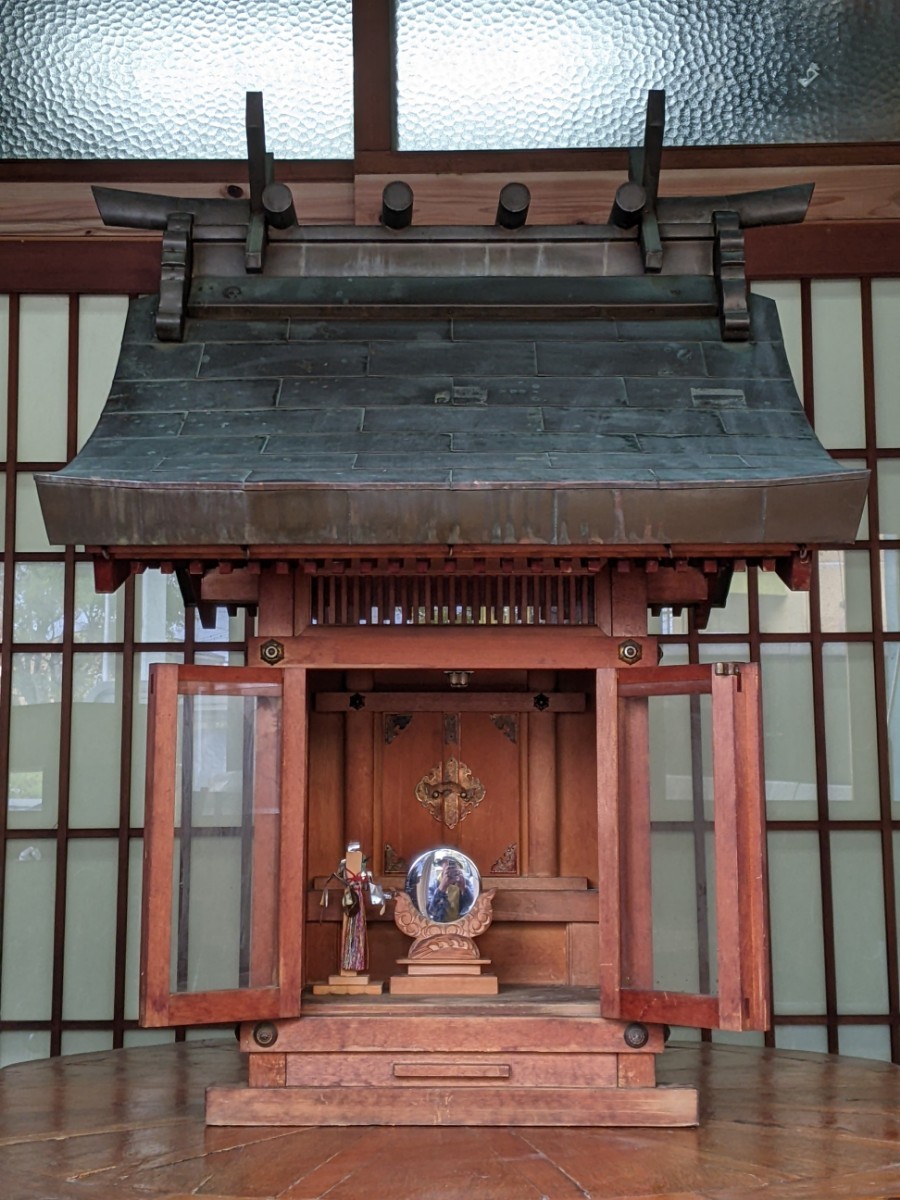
[527,669,558,876]
[344,670,375,856]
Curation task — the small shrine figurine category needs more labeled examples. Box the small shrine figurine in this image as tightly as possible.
[313,843,388,996]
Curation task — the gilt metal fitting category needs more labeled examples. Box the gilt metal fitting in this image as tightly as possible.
[252,1021,278,1048]
[259,638,285,665]
[618,639,643,664]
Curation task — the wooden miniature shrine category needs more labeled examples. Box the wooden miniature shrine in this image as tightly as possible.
[37,92,867,1127]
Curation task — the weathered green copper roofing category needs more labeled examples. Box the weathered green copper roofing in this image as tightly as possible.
[37,288,867,550]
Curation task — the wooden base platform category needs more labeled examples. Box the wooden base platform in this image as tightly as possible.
[215,986,690,1127]
[3,1040,900,1199]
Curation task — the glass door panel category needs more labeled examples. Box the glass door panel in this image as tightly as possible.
[142,665,306,1027]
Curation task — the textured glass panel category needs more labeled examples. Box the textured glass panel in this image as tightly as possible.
[768,832,826,1015]
[123,1028,175,1048]
[760,644,817,819]
[74,563,124,643]
[878,461,900,541]
[0,1030,52,1068]
[134,572,185,643]
[18,296,68,464]
[774,1025,828,1053]
[880,552,900,632]
[130,652,183,826]
[831,832,889,1015]
[63,840,117,1019]
[838,1025,891,1061]
[16,473,61,552]
[758,569,810,634]
[810,281,865,450]
[842,458,868,540]
[1,840,56,1020]
[1,1,353,159]
[77,297,128,451]
[823,643,878,819]
[750,282,803,396]
[13,562,65,644]
[710,1029,765,1047]
[70,653,122,828]
[648,607,688,636]
[8,653,62,829]
[396,1,900,149]
[888,653,900,817]
[0,297,9,461]
[873,281,900,448]
[818,550,871,633]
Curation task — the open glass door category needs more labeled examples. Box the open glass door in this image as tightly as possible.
[140,665,307,1026]
[597,662,769,1033]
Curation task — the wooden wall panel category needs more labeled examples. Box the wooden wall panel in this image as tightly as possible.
[305,712,344,882]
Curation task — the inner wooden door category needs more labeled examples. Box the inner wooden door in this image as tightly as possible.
[378,707,524,877]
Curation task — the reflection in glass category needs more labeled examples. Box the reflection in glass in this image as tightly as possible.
[18,296,68,463]
[135,571,185,643]
[74,563,123,643]
[405,848,480,924]
[395,0,900,150]
[1,1,353,159]
[130,652,183,826]
[13,563,64,644]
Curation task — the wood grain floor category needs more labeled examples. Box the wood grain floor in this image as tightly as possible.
[2,1040,900,1199]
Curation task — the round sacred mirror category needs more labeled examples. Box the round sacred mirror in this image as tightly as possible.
[405,848,480,925]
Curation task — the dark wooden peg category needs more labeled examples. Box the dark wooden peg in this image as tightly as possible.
[262,182,297,229]
[496,182,531,229]
[609,180,647,228]
[381,181,414,229]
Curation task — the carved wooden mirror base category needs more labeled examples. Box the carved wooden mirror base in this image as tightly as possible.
[390,849,498,995]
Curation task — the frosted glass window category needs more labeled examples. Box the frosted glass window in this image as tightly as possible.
[123,1028,175,1048]
[0,1031,52,1068]
[395,1,900,150]
[1,841,56,1020]
[13,562,65,644]
[16,474,61,552]
[61,1031,114,1055]
[757,569,810,634]
[774,1025,828,1053]
[134,571,186,643]
[77,297,128,451]
[74,563,124,643]
[878,461,900,541]
[767,832,826,1015]
[1,1,353,159]
[0,296,9,461]
[17,296,68,464]
[70,653,123,828]
[887,680,900,817]
[195,606,247,644]
[130,652,183,826]
[823,644,878,820]
[750,282,803,396]
[873,281,900,448]
[810,281,865,450]
[760,644,817,820]
[817,550,871,634]
[842,458,868,541]
[838,1025,892,1062]
[63,840,118,1019]
[831,832,889,1015]
[8,654,62,829]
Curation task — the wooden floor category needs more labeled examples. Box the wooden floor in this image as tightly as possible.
[2,1040,900,1199]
